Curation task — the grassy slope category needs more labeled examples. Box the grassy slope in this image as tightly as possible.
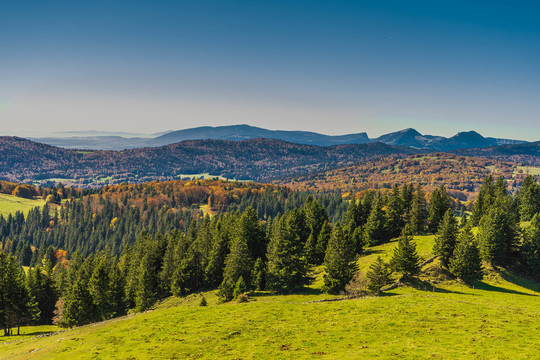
[1,235,539,360]
[0,193,45,217]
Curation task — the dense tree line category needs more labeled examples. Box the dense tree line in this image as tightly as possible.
[0,180,348,260]
[1,175,539,333]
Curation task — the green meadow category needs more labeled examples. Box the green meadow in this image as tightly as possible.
[0,193,45,217]
[1,235,538,360]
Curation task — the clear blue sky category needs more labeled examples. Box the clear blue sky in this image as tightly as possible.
[1,1,539,140]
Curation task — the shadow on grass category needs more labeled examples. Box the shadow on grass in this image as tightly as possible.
[362,248,387,257]
[2,330,56,339]
[498,270,540,294]
[472,281,538,297]
[401,277,467,295]
[249,286,324,298]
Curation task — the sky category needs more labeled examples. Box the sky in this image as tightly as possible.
[0,0,539,140]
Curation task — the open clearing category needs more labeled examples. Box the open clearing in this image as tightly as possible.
[0,193,45,217]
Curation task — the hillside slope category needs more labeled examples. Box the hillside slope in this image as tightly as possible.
[0,137,421,187]
[2,235,538,360]
[276,153,539,199]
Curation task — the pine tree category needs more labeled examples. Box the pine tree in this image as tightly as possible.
[477,206,520,266]
[385,185,404,239]
[471,175,495,226]
[232,276,247,299]
[366,256,392,295]
[315,221,331,264]
[521,213,540,277]
[517,175,540,222]
[251,257,266,291]
[218,232,252,301]
[390,226,421,278]
[364,194,387,246]
[449,225,482,281]
[433,209,458,268]
[409,184,427,235]
[61,279,95,327]
[204,221,230,287]
[266,210,309,292]
[135,255,157,311]
[428,185,451,233]
[322,223,357,294]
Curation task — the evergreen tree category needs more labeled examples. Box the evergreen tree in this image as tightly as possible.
[449,225,482,281]
[366,256,392,295]
[266,209,309,292]
[314,221,331,264]
[517,175,540,222]
[390,226,421,278]
[433,209,458,268]
[409,184,427,235]
[477,206,520,266]
[27,266,57,324]
[236,208,266,261]
[232,276,247,299]
[322,222,357,294]
[218,231,252,301]
[204,221,230,287]
[471,175,495,226]
[428,185,451,233]
[364,194,387,246]
[251,257,266,291]
[61,279,94,327]
[521,213,540,277]
[385,185,404,239]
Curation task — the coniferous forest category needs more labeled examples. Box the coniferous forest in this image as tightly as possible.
[1,174,539,335]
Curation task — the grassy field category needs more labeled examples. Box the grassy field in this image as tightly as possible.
[1,235,539,360]
[0,193,45,217]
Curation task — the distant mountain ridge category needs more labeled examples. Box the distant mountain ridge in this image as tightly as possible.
[0,136,420,187]
[31,124,528,151]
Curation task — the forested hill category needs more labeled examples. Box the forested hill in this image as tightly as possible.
[0,137,421,187]
[452,141,540,166]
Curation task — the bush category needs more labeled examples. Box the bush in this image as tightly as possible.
[236,293,249,303]
[344,271,369,297]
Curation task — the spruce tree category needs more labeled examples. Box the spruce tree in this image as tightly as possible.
[364,194,387,246]
[251,257,266,291]
[315,221,331,264]
[366,256,392,295]
[517,175,540,222]
[477,206,520,266]
[449,225,482,281]
[266,209,308,292]
[409,184,427,235]
[218,232,252,301]
[61,279,95,327]
[471,175,495,226]
[428,185,451,233]
[385,185,404,239]
[322,222,357,294]
[390,226,421,278]
[521,213,540,277]
[433,209,458,268]
[232,276,247,299]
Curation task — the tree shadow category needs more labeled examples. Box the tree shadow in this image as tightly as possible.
[2,330,56,338]
[498,270,540,294]
[249,286,324,298]
[362,248,386,257]
[401,277,467,295]
[472,281,538,297]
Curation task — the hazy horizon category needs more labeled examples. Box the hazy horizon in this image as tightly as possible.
[1,1,539,141]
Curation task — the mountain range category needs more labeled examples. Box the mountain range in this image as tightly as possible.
[0,136,420,187]
[30,125,527,151]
